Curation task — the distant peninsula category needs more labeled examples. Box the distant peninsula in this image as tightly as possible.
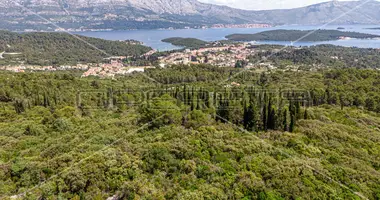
[226,29,380,42]
[0,31,151,66]
[366,27,380,30]
[162,37,208,48]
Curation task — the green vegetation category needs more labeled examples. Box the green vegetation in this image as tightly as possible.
[162,37,208,48]
[248,44,380,69]
[1,65,380,199]
[0,31,151,66]
[226,29,380,41]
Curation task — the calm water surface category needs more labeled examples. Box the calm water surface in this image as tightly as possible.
[75,25,380,51]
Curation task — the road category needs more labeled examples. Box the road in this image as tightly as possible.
[0,52,22,59]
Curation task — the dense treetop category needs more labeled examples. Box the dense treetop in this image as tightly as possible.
[1,37,380,199]
[0,65,380,199]
[247,44,380,69]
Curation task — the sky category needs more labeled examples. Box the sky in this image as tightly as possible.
[198,0,368,10]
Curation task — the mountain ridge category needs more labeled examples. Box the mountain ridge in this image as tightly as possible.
[0,0,380,31]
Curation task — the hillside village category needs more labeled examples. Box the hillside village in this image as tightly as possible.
[2,41,380,78]
[158,43,273,68]
[0,58,152,79]
[0,42,281,78]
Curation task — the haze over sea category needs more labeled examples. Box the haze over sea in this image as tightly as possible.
[76,24,380,51]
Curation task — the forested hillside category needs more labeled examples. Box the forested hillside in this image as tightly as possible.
[162,38,208,48]
[248,44,380,69]
[0,31,151,66]
[1,66,380,199]
[226,30,380,42]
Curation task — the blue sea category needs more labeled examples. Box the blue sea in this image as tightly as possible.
[75,24,380,51]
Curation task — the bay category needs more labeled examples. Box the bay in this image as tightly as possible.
[75,24,380,51]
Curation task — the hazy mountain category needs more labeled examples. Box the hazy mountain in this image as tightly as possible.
[256,0,380,25]
[0,0,379,31]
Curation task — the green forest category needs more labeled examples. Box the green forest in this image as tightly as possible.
[247,44,380,69]
[162,38,208,49]
[0,31,151,66]
[226,29,380,41]
[1,65,380,199]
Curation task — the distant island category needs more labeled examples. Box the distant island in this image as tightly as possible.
[162,37,208,48]
[226,29,380,42]
[366,27,380,30]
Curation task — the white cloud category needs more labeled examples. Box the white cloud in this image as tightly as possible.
[198,0,368,10]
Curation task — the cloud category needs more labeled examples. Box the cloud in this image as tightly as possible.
[198,0,365,10]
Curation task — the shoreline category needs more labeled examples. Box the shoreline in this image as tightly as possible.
[10,23,380,33]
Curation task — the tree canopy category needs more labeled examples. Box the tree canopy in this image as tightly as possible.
[0,66,380,199]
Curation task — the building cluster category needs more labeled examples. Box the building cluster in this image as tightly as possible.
[159,43,259,67]
[211,23,272,28]
[81,60,125,78]
[0,64,90,73]
[0,56,151,78]
[81,60,153,78]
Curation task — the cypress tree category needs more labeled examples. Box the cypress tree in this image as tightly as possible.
[268,107,276,130]
[217,95,229,122]
[295,101,301,120]
[14,99,25,114]
[196,95,201,110]
[304,109,308,120]
[262,101,268,131]
[340,95,345,110]
[244,99,256,131]
[205,92,210,108]
[243,99,249,128]
[43,92,49,107]
[190,95,195,111]
[187,90,191,106]
[107,88,114,109]
[36,90,41,106]
[213,91,217,107]
[289,114,295,133]
[183,85,187,105]
[283,109,288,132]
[326,88,331,104]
